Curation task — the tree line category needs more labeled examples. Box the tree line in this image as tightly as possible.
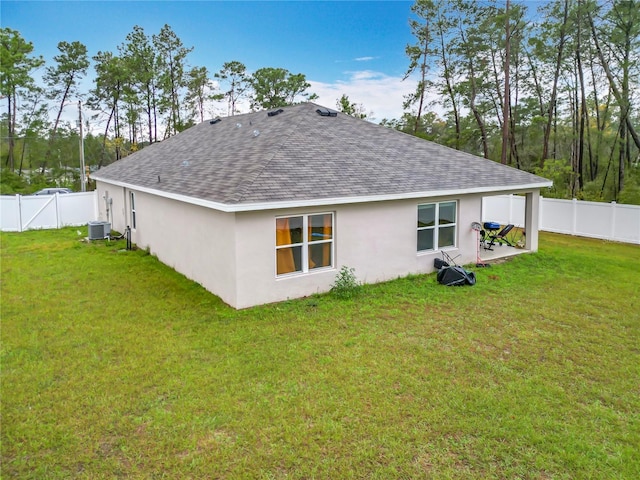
[1,24,316,192]
[390,0,639,203]
[1,0,639,203]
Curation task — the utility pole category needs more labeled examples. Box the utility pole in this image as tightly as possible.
[78,101,86,191]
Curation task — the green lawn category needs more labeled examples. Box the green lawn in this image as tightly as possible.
[1,228,639,479]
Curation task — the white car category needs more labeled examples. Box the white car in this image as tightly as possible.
[33,188,73,195]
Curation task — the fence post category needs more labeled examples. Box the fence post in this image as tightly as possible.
[17,194,23,233]
[507,194,512,224]
[55,192,61,229]
[572,198,578,235]
[610,202,616,241]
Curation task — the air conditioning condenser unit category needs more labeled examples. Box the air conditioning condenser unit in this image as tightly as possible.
[88,221,111,240]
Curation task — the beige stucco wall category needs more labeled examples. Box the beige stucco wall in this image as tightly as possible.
[95,183,488,309]
[95,184,126,232]
[95,182,238,307]
[233,195,483,309]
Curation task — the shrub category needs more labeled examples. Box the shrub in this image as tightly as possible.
[331,265,361,299]
[534,159,574,199]
[0,169,29,195]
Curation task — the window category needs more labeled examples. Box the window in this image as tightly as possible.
[276,213,333,276]
[417,201,457,252]
[130,192,137,229]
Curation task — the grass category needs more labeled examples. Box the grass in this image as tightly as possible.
[1,228,639,479]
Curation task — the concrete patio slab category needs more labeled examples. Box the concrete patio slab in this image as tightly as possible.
[479,244,529,262]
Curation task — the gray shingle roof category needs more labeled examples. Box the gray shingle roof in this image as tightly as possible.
[93,102,551,207]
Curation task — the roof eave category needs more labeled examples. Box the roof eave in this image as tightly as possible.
[92,175,553,213]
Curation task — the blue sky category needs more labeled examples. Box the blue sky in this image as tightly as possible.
[3,0,425,122]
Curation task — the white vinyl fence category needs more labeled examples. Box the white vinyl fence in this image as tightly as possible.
[2,191,639,245]
[483,195,640,245]
[1,191,98,232]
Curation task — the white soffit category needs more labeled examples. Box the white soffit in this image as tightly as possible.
[93,176,552,213]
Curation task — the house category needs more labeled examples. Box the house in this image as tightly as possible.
[92,102,551,308]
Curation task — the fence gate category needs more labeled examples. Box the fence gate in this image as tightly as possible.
[0,192,98,232]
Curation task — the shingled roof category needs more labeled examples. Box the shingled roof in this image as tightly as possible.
[93,102,551,211]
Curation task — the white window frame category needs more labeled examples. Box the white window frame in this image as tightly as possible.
[130,191,137,230]
[275,212,334,277]
[417,201,457,252]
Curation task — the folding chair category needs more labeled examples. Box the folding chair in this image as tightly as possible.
[484,224,514,250]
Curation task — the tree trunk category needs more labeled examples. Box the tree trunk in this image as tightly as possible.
[43,87,71,172]
[414,42,429,135]
[570,70,580,197]
[501,0,511,165]
[18,140,26,175]
[146,87,153,145]
[618,121,626,196]
[542,0,569,167]
[152,84,158,143]
[525,47,545,117]
[576,5,586,190]
[99,106,115,168]
[460,28,489,159]
[588,8,640,152]
[438,32,461,148]
[6,93,15,170]
[586,54,602,181]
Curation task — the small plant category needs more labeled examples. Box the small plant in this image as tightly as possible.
[506,226,526,248]
[331,265,361,299]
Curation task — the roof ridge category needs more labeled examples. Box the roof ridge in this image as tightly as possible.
[230,105,305,203]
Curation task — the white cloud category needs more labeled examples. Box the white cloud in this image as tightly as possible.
[204,70,446,123]
[206,70,418,121]
[309,70,416,121]
[354,56,376,62]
